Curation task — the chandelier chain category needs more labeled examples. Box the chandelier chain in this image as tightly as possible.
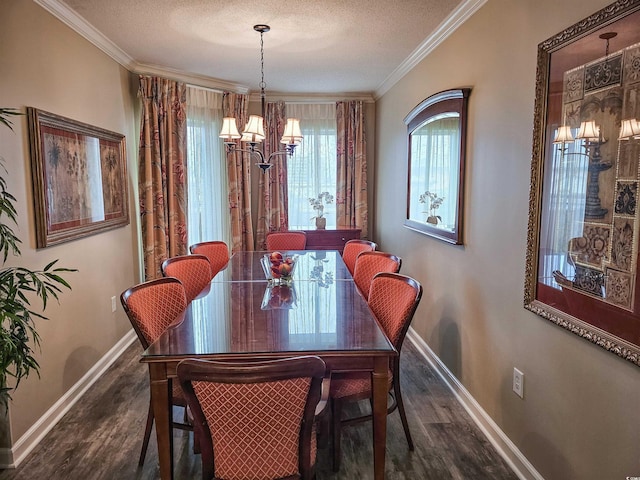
[599,31,617,58]
[259,30,266,92]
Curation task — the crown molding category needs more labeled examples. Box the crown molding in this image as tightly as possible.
[134,63,250,94]
[34,0,136,69]
[250,92,376,104]
[36,0,482,101]
[375,0,487,99]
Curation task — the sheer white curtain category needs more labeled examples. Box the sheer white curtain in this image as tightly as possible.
[539,129,588,285]
[186,86,231,247]
[409,115,459,228]
[286,103,337,229]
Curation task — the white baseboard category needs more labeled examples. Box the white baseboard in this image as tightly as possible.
[0,330,137,469]
[406,328,544,480]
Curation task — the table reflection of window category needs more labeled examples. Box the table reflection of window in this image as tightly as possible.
[189,281,230,353]
[288,281,337,336]
[292,251,337,280]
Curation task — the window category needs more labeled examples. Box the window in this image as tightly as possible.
[186,87,230,247]
[286,103,337,230]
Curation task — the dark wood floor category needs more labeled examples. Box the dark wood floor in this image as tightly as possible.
[0,340,518,480]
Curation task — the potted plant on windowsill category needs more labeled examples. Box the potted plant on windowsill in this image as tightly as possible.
[0,108,75,408]
[419,191,444,225]
[308,192,333,230]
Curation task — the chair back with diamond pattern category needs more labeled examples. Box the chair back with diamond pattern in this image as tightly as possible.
[177,356,326,480]
[352,251,401,300]
[266,231,307,251]
[329,272,421,472]
[120,277,191,465]
[368,273,422,350]
[161,254,213,303]
[342,239,377,275]
[121,277,188,349]
[190,241,230,277]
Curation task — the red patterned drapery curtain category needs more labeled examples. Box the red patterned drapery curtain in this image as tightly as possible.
[336,100,368,238]
[223,92,254,253]
[138,76,188,280]
[256,101,288,250]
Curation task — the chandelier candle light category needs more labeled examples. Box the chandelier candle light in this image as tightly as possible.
[219,25,303,172]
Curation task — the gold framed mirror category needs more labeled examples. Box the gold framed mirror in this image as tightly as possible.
[525,0,640,365]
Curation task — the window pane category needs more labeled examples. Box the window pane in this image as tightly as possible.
[286,104,337,230]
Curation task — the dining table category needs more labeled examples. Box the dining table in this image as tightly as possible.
[141,250,397,480]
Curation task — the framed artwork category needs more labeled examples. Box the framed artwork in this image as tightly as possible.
[404,88,470,244]
[525,0,640,365]
[27,108,129,248]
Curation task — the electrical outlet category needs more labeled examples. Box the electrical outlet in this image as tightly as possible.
[513,368,524,398]
[111,296,117,313]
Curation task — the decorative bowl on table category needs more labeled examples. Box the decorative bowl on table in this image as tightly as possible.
[261,252,297,285]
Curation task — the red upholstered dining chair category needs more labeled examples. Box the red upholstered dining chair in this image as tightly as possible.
[120,277,192,466]
[177,356,328,480]
[266,231,307,251]
[330,272,423,471]
[342,239,377,275]
[189,240,230,277]
[161,254,213,303]
[352,251,402,300]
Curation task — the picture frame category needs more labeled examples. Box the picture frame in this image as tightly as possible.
[27,108,129,248]
[403,88,470,244]
[525,0,640,365]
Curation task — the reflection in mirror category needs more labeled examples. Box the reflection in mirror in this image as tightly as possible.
[524,3,640,365]
[404,89,470,244]
[409,113,460,231]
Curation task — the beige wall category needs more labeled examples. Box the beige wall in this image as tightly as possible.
[0,1,138,443]
[375,0,640,479]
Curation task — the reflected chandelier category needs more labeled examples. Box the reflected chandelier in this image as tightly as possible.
[552,32,640,221]
[554,32,640,145]
[219,24,303,172]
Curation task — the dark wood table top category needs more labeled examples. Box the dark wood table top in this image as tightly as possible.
[143,278,394,360]
[143,250,393,361]
[211,250,353,283]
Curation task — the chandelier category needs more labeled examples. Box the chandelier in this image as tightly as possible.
[219,24,303,172]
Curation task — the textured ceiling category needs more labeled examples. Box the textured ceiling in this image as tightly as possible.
[55,0,464,95]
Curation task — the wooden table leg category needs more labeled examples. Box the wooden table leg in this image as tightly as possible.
[149,363,173,480]
[371,356,389,480]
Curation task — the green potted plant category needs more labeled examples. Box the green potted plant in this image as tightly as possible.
[0,108,75,408]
